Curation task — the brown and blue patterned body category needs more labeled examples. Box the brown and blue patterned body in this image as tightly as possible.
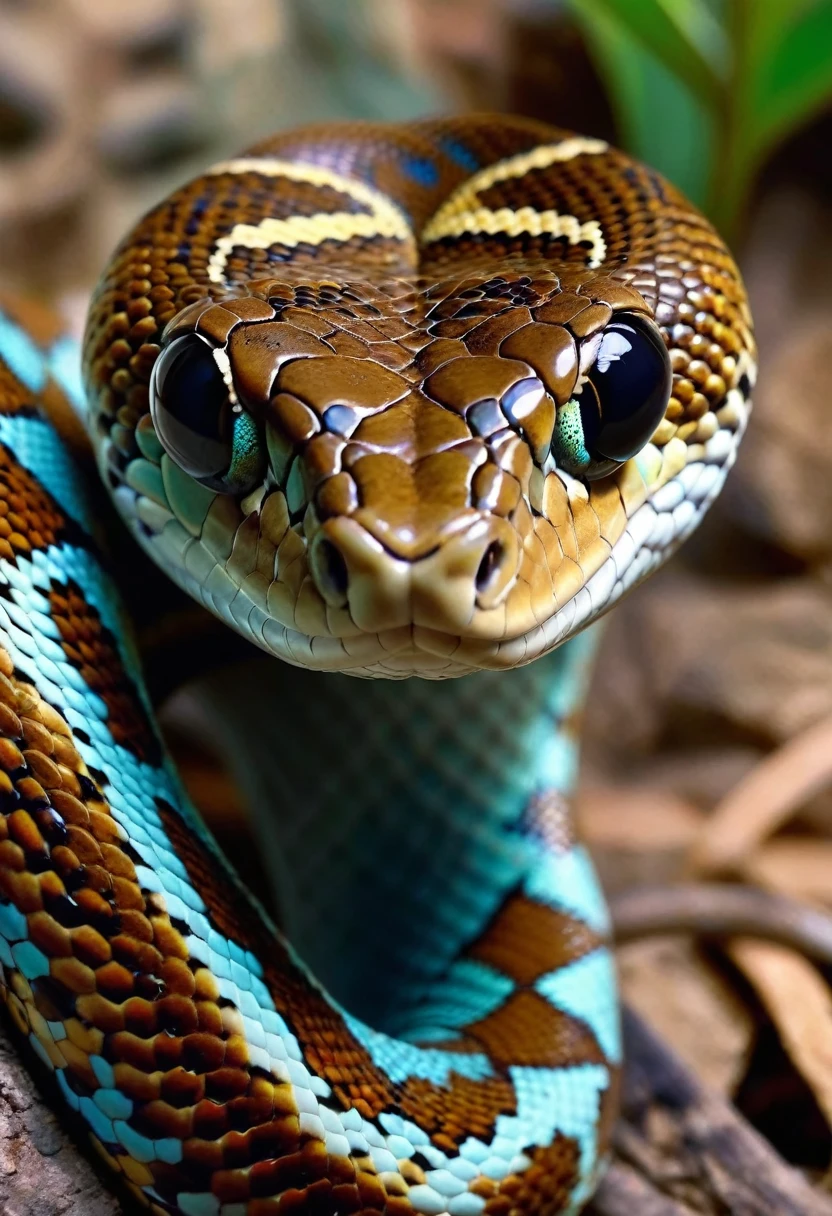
[0,116,753,1215]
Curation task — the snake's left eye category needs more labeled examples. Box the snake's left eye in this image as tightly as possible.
[150,334,264,494]
[551,311,672,480]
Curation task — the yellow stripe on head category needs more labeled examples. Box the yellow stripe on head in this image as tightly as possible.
[205,158,415,285]
[421,138,609,267]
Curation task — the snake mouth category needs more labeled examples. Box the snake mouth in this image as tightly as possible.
[255,441,736,678]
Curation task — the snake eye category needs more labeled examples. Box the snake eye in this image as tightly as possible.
[150,334,264,494]
[551,311,672,481]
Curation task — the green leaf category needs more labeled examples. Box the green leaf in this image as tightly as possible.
[570,0,715,207]
[569,0,832,239]
[745,0,832,158]
[740,0,821,72]
[702,0,832,233]
[571,0,726,105]
[656,0,731,78]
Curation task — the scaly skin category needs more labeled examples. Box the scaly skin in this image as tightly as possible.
[0,116,753,1215]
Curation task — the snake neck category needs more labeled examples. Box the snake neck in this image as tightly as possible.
[190,628,603,1036]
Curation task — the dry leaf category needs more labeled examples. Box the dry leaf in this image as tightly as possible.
[729,939,832,1134]
[579,782,702,893]
[690,715,832,876]
[745,838,832,907]
[619,936,753,1095]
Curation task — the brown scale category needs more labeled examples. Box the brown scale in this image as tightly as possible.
[0,444,161,772]
[215,175,376,223]
[156,795,510,1135]
[0,299,89,456]
[47,580,160,765]
[155,793,608,1160]
[0,362,38,420]
[486,1137,582,1216]
[0,652,303,1205]
[71,115,755,1208]
[0,597,604,1203]
[85,114,751,455]
[250,267,652,564]
[0,446,66,558]
[465,895,604,985]
[466,991,605,1070]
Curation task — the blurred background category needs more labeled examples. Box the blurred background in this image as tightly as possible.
[3,0,832,1189]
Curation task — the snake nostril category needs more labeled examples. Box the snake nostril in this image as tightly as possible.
[476,541,505,594]
[312,537,349,606]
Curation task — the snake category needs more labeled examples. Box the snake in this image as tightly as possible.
[0,115,754,1215]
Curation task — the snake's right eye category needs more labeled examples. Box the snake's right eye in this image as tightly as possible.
[150,334,234,486]
[550,311,672,481]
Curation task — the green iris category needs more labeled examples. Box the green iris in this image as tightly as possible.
[551,398,592,476]
[225,408,266,493]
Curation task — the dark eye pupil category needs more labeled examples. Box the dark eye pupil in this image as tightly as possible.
[580,311,672,463]
[150,334,232,479]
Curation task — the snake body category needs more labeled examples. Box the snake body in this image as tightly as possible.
[0,116,753,1214]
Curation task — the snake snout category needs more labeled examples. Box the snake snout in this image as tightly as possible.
[412,516,520,628]
[308,514,520,635]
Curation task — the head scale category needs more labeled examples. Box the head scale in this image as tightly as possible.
[83,117,755,678]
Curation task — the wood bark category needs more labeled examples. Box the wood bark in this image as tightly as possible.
[588,1008,832,1216]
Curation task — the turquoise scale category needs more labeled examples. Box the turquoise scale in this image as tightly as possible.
[0,304,617,1215]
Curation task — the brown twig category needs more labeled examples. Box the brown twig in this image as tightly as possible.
[591,1163,694,1216]
[588,1008,832,1216]
[728,939,832,1137]
[611,882,832,964]
[690,714,832,875]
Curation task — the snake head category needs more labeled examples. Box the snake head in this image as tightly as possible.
[83,120,755,677]
[87,264,748,678]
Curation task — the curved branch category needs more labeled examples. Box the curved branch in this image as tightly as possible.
[611,882,832,964]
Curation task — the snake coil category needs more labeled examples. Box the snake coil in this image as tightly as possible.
[0,116,753,1215]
